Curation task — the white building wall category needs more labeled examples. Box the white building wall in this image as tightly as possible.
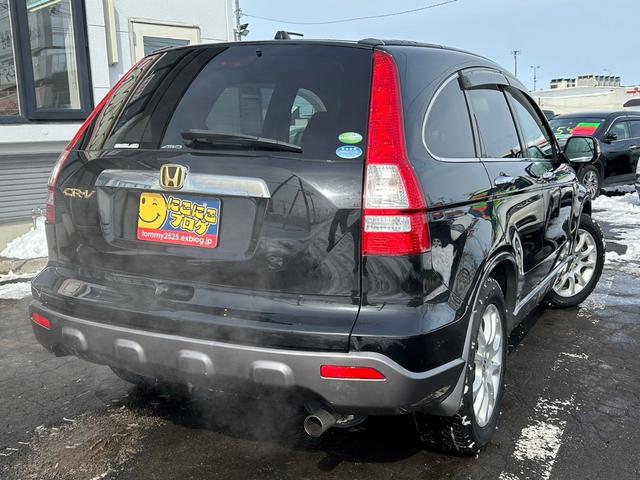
[0,0,233,155]
[532,87,640,115]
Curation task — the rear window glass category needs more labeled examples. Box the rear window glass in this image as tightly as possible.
[87,45,372,160]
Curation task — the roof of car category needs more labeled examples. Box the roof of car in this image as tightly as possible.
[160,38,490,60]
[554,110,640,119]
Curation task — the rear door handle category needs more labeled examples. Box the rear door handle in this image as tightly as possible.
[494,174,515,188]
[630,145,637,150]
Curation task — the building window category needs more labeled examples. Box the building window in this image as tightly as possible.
[0,0,19,116]
[0,0,92,123]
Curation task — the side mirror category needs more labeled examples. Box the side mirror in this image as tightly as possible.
[563,136,600,163]
[604,132,617,143]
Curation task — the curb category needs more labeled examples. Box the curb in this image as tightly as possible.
[0,257,48,276]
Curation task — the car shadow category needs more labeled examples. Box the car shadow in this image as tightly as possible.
[114,306,548,471]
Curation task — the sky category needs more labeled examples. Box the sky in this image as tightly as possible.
[239,0,638,91]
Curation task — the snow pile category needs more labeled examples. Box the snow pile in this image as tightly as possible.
[0,281,32,299]
[592,193,640,275]
[0,218,47,259]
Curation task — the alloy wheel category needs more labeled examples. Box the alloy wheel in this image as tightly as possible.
[582,170,599,198]
[553,228,597,298]
[472,304,503,428]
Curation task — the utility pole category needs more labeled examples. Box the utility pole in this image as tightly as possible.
[233,0,249,41]
[511,50,521,78]
[530,65,540,91]
[234,0,242,41]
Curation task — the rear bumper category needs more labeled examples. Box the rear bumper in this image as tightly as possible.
[29,300,464,415]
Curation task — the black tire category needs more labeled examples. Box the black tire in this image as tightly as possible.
[545,214,605,308]
[415,277,507,455]
[577,164,601,199]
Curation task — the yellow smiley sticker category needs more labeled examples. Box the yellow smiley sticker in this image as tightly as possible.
[138,192,167,230]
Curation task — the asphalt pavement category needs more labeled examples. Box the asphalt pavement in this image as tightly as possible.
[1,218,639,480]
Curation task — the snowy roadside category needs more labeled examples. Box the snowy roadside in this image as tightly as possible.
[592,192,640,276]
[1,217,47,259]
[0,217,47,300]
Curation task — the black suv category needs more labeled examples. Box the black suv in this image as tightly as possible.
[550,110,640,197]
[30,39,605,454]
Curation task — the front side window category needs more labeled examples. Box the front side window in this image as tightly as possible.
[609,120,630,141]
[424,78,475,158]
[507,88,554,160]
[467,86,521,159]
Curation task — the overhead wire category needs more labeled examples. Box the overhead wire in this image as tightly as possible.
[242,0,459,25]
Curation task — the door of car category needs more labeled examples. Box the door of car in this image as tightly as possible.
[462,70,550,297]
[504,87,575,273]
[627,118,640,170]
[603,117,632,174]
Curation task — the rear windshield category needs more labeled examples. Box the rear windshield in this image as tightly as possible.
[85,44,372,160]
[549,117,606,140]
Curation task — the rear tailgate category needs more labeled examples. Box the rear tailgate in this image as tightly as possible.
[42,43,373,351]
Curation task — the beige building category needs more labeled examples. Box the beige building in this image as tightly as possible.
[532,75,640,115]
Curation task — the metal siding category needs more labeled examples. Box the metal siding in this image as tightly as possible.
[0,154,56,223]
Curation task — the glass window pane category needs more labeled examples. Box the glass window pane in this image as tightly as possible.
[27,0,81,110]
[0,0,19,115]
[507,89,554,160]
[468,87,521,159]
[629,120,640,139]
[610,121,630,140]
[424,79,475,158]
[143,36,189,56]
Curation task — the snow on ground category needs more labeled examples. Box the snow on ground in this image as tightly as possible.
[0,218,47,259]
[592,192,640,275]
[0,281,32,299]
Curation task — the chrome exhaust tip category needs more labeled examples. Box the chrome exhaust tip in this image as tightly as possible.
[303,409,337,437]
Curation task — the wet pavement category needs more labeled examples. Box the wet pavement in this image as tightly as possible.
[1,216,639,479]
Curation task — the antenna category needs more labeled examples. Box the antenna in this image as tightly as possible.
[274,31,304,40]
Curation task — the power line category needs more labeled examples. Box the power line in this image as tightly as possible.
[242,0,459,26]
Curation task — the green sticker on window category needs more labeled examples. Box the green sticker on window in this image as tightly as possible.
[338,132,363,144]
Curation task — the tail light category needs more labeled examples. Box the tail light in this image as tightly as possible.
[46,58,149,223]
[31,312,52,330]
[320,365,386,380]
[362,50,430,256]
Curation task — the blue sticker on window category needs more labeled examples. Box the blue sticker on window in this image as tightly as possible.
[335,145,363,159]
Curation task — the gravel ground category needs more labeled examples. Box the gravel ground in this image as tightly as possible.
[1,217,639,480]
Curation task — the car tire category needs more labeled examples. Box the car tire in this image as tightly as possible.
[577,165,601,198]
[415,277,507,455]
[546,214,605,308]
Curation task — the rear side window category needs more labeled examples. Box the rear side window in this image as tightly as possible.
[424,78,475,158]
[88,45,372,160]
[507,88,554,160]
[467,87,521,159]
[630,119,640,138]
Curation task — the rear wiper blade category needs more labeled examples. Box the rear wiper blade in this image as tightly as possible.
[181,129,302,153]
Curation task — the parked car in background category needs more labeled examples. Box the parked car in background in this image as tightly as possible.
[636,157,640,197]
[30,39,605,455]
[550,111,640,197]
[542,109,555,120]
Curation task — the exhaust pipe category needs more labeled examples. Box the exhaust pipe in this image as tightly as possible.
[303,409,337,437]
